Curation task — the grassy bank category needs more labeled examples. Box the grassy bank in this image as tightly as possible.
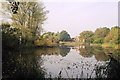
[101,44,120,49]
[90,43,120,49]
[59,41,78,47]
[60,41,120,49]
[60,41,90,47]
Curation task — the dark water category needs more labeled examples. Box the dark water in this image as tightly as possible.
[2,46,120,79]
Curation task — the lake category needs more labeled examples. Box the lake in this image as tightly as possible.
[2,46,120,79]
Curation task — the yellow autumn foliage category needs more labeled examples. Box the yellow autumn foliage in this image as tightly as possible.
[34,39,58,47]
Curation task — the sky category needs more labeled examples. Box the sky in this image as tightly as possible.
[41,0,118,37]
[0,0,119,37]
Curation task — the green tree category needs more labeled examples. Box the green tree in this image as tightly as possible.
[104,26,120,44]
[53,32,60,43]
[79,31,94,43]
[60,30,71,41]
[1,0,48,47]
[11,1,47,36]
[93,27,110,44]
[42,32,60,43]
[2,1,48,36]
[1,23,20,48]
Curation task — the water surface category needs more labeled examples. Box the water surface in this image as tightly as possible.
[2,46,120,79]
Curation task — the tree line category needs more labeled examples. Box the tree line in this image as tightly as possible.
[78,27,120,45]
[1,0,119,49]
[1,0,74,49]
[1,21,72,48]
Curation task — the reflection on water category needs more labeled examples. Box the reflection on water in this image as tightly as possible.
[2,49,45,78]
[2,46,120,79]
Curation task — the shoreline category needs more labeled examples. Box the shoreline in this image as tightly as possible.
[3,42,120,50]
[60,42,120,49]
[90,43,120,49]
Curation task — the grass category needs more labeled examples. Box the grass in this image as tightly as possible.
[60,41,78,46]
[101,43,120,49]
[61,41,120,49]
[35,39,120,49]
[90,43,120,49]
[34,39,59,47]
[60,41,90,47]
[90,43,101,46]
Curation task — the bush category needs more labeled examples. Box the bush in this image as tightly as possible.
[93,38,104,44]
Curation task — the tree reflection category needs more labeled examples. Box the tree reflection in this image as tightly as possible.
[2,49,45,78]
[104,48,120,62]
[93,46,110,61]
[103,48,120,79]
[59,47,70,57]
[78,45,120,78]
[3,46,120,79]
[94,56,120,79]
[34,47,70,57]
[91,46,120,79]
[78,46,94,58]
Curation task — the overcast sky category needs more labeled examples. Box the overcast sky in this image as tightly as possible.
[42,0,118,37]
[0,0,119,37]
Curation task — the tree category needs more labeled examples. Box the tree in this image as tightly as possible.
[60,30,71,41]
[104,26,120,44]
[1,23,20,48]
[94,27,110,38]
[52,32,60,43]
[79,31,94,43]
[93,27,110,44]
[42,32,60,43]
[1,0,48,47]
[2,0,48,36]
